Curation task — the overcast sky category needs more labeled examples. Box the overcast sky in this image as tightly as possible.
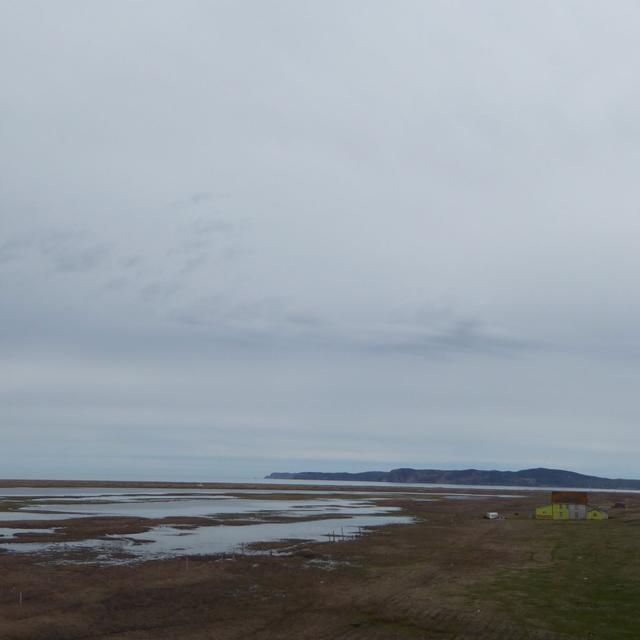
[2,1,640,481]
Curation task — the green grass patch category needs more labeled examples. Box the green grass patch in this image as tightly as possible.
[471,520,640,638]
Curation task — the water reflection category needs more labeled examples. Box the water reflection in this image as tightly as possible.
[0,515,411,562]
[0,527,58,539]
[0,488,414,562]
[8,496,401,520]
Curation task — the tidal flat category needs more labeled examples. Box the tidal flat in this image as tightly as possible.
[0,481,638,639]
[0,488,414,561]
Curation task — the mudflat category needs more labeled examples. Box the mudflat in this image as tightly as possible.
[1,482,638,639]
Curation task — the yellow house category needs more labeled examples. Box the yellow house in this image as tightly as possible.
[535,491,608,520]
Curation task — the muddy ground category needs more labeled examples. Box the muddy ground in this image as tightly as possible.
[1,482,638,640]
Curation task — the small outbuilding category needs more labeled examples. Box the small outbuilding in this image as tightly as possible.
[535,491,607,520]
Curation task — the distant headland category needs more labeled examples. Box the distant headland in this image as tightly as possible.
[266,467,640,490]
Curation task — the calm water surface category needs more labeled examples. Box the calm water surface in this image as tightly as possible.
[0,487,414,561]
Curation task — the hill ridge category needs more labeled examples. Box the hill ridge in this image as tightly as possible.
[266,466,640,489]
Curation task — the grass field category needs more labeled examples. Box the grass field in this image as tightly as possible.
[473,518,640,639]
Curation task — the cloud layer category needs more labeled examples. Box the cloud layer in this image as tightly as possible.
[2,1,640,479]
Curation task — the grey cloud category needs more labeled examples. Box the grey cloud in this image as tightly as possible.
[44,241,112,273]
[172,295,315,331]
[0,228,112,273]
[170,191,232,209]
[121,256,143,270]
[138,280,183,302]
[191,217,235,235]
[170,293,527,358]
[368,319,534,358]
[2,1,640,479]
[190,192,214,205]
[0,235,35,264]
[177,253,209,276]
[101,276,129,292]
[166,211,240,277]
